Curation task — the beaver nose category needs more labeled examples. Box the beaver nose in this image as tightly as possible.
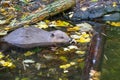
[69,39,76,44]
[68,38,72,42]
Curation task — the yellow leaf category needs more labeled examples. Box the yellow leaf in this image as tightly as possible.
[56,20,70,26]
[81,32,90,38]
[75,51,85,54]
[0,52,4,59]
[0,60,15,68]
[60,64,71,69]
[4,27,11,31]
[36,21,48,29]
[24,51,35,56]
[67,26,80,31]
[76,37,90,43]
[0,20,6,24]
[107,21,120,27]
[59,56,68,62]
[0,30,8,36]
[44,20,50,24]
[0,8,6,12]
[113,2,117,7]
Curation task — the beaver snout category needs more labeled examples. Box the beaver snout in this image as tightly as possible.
[68,38,72,42]
[69,39,77,44]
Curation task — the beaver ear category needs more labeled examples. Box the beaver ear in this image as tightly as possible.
[50,33,55,37]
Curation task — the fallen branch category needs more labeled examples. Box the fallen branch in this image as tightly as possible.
[82,22,106,80]
[8,0,75,29]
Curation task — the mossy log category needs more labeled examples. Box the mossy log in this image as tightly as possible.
[8,0,76,29]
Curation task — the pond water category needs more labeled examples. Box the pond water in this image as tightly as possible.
[0,21,92,80]
[101,27,120,80]
[1,24,119,80]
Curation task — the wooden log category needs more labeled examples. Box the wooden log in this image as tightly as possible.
[8,0,76,29]
[82,22,106,80]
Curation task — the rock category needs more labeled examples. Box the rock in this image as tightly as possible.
[103,13,120,21]
[68,0,120,21]
[2,27,70,48]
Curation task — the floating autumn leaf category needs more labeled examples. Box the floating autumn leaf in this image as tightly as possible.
[76,23,93,32]
[0,60,15,68]
[23,59,35,64]
[112,2,117,7]
[0,52,4,59]
[68,45,78,49]
[63,45,78,51]
[1,1,11,7]
[70,34,81,39]
[77,59,84,62]
[0,8,6,12]
[48,21,56,27]
[0,20,6,24]
[56,20,70,27]
[60,62,76,69]
[81,32,90,38]
[60,63,71,69]
[75,36,91,43]
[48,20,70,27]
[44,20,50,24]
[4,27,11,31]
[106,21,120,27]
[70,32,91,43]
[77,32,91,43]
[67,26,80,31]
[24,51,35,56]
[9,18,17,27]
[75,51,85,55]
[59,56,68,62]
[0,29,8,36]
[36,21,48,29]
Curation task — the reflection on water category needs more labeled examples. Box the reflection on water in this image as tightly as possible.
[102,27,120,80]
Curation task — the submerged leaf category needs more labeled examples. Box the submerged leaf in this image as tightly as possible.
[0,52,4,59]
[24,51,35,56]
[59,56,68,62]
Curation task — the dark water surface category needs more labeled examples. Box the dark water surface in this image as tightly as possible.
[101,27,120,80]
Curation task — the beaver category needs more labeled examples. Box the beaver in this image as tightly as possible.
[0,27,71,49]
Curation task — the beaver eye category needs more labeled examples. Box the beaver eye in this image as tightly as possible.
[51,33,55,37]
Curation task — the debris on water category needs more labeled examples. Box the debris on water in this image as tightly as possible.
[75,51,85,55]
[36,21,48,29]
[22,59,35,70]
[89,69,101,80]
[35,63,41,70]
[24,51,35,56]
[0,19,94,79]
[76,23,93,32]
[0,20,6,24]
[23,59,35,64]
